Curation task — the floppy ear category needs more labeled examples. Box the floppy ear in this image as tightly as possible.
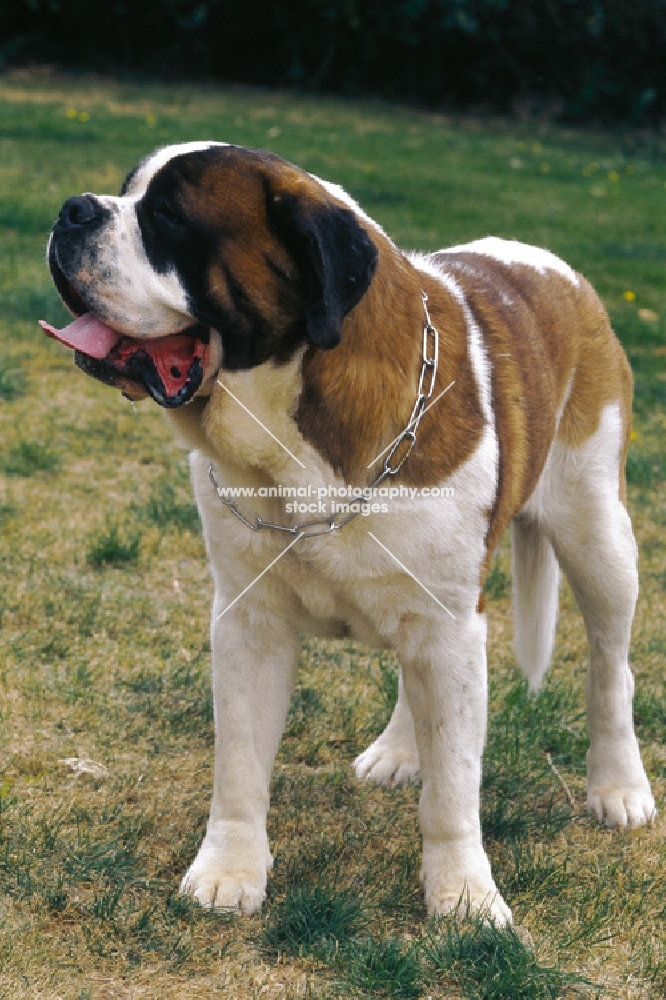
[268,189,378,350]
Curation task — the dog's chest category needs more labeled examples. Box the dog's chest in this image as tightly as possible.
[248,525,400,646]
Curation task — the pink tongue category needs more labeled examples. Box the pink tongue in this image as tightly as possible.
[39,313,121,360]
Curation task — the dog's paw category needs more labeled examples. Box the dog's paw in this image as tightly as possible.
[587,743,656,829]
[425,884,513,927]
[421,840,511,926]
[180,865,266,914]
[587,785,656,829]
[180,837,271,915]
[354,739,420,787]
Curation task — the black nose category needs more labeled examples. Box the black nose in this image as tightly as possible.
[58,194,105,229]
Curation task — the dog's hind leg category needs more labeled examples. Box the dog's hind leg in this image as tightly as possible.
[355,512,562,783]
[539,404,655,828]
[511,517,560,693]
[354,668,420,786]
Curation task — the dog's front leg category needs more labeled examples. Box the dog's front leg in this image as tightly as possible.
[397,609,512,925]
[180,599,300,915]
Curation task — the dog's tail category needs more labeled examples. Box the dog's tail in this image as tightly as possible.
[511,518,560,692]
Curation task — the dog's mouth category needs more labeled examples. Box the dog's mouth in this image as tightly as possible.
[40,309,213,409]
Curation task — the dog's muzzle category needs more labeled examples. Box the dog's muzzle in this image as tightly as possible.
[41,196,215,408]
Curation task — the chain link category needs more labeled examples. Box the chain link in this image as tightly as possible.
[209,290,439,539]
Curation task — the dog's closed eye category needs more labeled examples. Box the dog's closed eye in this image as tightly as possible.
[153,198,187,231]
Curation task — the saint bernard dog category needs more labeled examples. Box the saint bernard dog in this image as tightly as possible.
[42,141,655,925]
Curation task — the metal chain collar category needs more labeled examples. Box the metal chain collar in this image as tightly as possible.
[209,290,439,539]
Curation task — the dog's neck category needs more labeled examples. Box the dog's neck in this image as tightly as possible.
[294,232,484,486]
[166,235,483,489]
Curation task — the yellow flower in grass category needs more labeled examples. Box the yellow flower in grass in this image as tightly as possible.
[66,108,90,122]
[624,290,636,302]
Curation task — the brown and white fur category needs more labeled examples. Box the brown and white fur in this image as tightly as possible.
[45,142,655,925]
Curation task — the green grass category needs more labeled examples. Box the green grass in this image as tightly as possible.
[0,438,59,475]
[86,515,142,566]
[484,558,511,600]
[0,69,664,999]
[341,935,424,998]
[138,480,200,533]
[263,883,366,959]
[423,918,594,999]
[0,356,26,400]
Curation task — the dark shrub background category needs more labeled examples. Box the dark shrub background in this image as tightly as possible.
[2,0,665,123]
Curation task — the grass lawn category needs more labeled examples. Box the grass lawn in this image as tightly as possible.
[0,69,665,999]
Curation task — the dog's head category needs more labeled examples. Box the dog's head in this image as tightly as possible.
[42,142,378,407]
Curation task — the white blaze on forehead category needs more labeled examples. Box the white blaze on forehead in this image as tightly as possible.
[441,237,580,286]
[124,141,229,198]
